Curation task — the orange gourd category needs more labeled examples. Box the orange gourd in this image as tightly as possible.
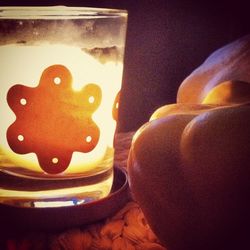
[128,35,250,250]
[177,35,250,104]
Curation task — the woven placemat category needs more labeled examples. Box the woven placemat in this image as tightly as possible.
[1,132,166,250]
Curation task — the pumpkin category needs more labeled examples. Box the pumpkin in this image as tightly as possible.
[202,80,250,105]
[128,35,250,250]
[128,103,250,249]
[177,34,250,104]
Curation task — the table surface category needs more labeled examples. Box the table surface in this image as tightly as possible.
[0,132,166,250]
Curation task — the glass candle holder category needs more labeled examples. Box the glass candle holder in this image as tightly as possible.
[0,6,127,207]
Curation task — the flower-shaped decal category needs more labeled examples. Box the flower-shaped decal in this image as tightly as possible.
[112,90,120,121]
[7,64,101,174]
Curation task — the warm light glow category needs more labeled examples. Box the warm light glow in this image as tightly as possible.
[53,77,61,85]
[17,135,25,142]
[34,200,85,208]
[0,44,123,177]
[20,98,27,105]
[0,171,113,207]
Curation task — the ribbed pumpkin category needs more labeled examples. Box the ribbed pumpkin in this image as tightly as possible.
[177,35,250,104]
[128,35,250,250]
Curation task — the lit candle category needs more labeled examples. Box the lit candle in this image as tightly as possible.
[0,44,122,176]
[0,6,127,207]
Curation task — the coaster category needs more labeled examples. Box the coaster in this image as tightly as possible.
[0,166,130,232]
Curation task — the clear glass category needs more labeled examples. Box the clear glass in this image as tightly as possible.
[0,6,127,207]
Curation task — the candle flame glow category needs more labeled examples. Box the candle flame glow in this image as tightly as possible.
[0,44,123,178]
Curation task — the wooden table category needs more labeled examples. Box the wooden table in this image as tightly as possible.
[0,132,166,250]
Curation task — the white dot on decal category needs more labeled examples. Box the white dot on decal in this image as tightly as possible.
[52,157,59,164]
[18,135,24,141]
[20,98,27,105]
[54,77,61,85]
[88,96,95,103]
[86,136,92,143]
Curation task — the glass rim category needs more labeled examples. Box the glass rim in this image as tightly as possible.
[0,6,128,19]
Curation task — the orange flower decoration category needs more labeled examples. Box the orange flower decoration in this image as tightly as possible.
[7,64,101,174]
[112,91,120,121]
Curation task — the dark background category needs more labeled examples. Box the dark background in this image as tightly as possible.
[1,1,250,132]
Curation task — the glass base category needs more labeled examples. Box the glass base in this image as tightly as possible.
[0,166,129,231]
[0,167,113,208]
